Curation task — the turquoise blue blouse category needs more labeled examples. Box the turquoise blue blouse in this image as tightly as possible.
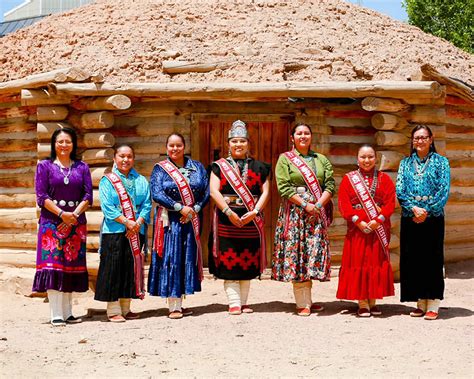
[99,167,152,234]
[396,152,450,217]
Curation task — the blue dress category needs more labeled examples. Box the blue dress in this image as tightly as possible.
[148,157,210,298]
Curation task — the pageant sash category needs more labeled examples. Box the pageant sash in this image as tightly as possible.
[347,170,390,258]
[156,160,204,281]
[104,172,145,299]
[283,151,332,228]
[215,158,266,274]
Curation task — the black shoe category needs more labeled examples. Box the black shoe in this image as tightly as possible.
[66,316,83,324]
[51,319,66,327]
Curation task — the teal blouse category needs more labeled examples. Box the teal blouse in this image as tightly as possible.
[396,152,450,217]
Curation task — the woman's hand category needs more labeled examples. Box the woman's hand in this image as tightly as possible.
[357,221,372,234]
[367,220,381,231]
[124,219,140,238]
[228,211,243,228]
[412,206,428,224]
[241,210,257,225]
[61,211,78,226]
[304,203,320,216]
[180,206,196,224]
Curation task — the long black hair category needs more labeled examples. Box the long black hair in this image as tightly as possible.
[410,124,437,154]
[49,127,79,161]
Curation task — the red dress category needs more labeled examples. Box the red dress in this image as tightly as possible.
[336,170,395,300]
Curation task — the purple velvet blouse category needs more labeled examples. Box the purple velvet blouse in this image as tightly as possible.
[35,159,93,225]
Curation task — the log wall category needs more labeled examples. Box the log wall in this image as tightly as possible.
[1,78,473,282]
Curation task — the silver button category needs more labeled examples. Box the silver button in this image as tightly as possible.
[59,200,66,206]
[68,201,75,207]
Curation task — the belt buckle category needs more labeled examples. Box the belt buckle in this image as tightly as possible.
[235,198,243,206]
[59,200,66,206]
[354,204,362,210]
[422,196,428,201]
[415,195,422,201]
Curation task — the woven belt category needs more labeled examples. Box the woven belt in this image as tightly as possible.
[223,194,257,206]
[413,195,433,201]
[53,200,79,207]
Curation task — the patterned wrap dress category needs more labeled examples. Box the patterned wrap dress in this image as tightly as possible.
[209,158,271,280]
[33,159,93,293]
[272,150,335,282]
[336,170,395,300]
[148,158,210,298]
[396,152,450,302]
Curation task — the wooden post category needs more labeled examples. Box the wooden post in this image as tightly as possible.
[21,89,71,106]
[361,97,411,112]
[78,111,114,129]
[91,167,112,187]
[78,132,115,148]
[377,151,404,171]
[371,113,407,130]
[36,106,69,121]
[374,131,409,147]
[72,95,132,111]
[81,148,114,165]
[37,122,71,140]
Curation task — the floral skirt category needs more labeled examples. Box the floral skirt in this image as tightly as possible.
[32,221,88,293]
[272,197,331,282]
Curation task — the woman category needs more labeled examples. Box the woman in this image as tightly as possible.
[272,123,335,316]
[209,120,271,315]
[396,125,450,320]
[336,145,395,317]
[148,133,210,319]
[33,127,92,326]
[95,145,152,322]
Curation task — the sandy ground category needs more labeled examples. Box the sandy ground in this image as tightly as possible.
[0,261,472,378]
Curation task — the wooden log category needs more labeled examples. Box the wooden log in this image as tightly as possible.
[445,203,474,225]
[0,158,36,170]
[444,116,474,128]
[376,151,404,171]
[90,167,112,187]
[445,242,474,262]
[451,168,474,187]
[406,106,446,124]
[325,117,371,128]
[0,232,100,250]
[0,67,88,94]
[0,208,37,231]
[0,173,34,188]
[162,60,230,74]
[374,131,409,147]
[21,89,71,106]
[361,97,411,112]
[78,132,115,148]
[0,139,36,152]
[36,106,69,121]
[0,122,35,133]
[328,135,373,144]
[52,81,444,101]
[71,95,132,111]
[37,143,50,159]
[85,211,103,232]
[75,111,114,129]
[0,193,37,208]
[81,148,114,165]
[0,106,36,119]
[36,122,71,140]
[445,225,474,245]
[371,113,407,130]
[449,186,474,202]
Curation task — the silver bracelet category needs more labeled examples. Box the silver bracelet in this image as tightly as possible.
[351,215,359,224]
[301,200,308,209]
[193,204,201,213]
[174,203,183,212]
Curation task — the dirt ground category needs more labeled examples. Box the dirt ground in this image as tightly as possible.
[0,260,472,378]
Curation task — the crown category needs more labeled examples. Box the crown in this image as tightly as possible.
[228,120,248,139]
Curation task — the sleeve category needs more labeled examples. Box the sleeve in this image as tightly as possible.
[211,162,221,178]
[275,154,296,199]
[150,164,178,210]
[337,175,366,222]
[81,162,93,205]
[195,162,210,209]
[379,173,396,220]
[99,177,122,221]
[320,155,336,195]
[396,158,415,214]
[35,160,51,207]
[427,156,450,215]
[137,177,152,223]
[260,161,272,183]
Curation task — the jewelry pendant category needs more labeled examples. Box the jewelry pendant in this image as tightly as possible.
[64,177,69,185]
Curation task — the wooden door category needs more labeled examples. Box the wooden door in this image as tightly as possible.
[191,114,292,266]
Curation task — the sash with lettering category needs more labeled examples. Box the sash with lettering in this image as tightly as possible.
[104,172,145,299]
[283,150,333,228]
[347,170,390,259]
[154,159,204,281]
[215,158,267,274]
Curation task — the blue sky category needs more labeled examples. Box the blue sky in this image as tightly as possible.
[0,0,408,22]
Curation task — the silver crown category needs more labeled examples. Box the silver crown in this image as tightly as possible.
[228,120,248,139]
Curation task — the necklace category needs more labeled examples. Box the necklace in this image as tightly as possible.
[359,168,378,197]
[413,156,431,177]
[55,160,72,185]
[227,156,249,184]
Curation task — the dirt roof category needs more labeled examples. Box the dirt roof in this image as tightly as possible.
[0,0,472,85]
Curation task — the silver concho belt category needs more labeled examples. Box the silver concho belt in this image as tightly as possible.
[53,200,79,207]
[413,195,433,201]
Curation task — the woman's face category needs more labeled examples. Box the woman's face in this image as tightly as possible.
[167,135,185,162]
[228,137,249,159]
[412,128,432,156]
[357,146,377,172]
[114,146,135,174]
[55,132,73,159]
[291,125,312,152]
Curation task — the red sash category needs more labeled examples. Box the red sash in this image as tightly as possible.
[215,158,266,274]
[283,151,332,228]
[155,160,204,281]
[104,172,145,300]
[347,170,390,259]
